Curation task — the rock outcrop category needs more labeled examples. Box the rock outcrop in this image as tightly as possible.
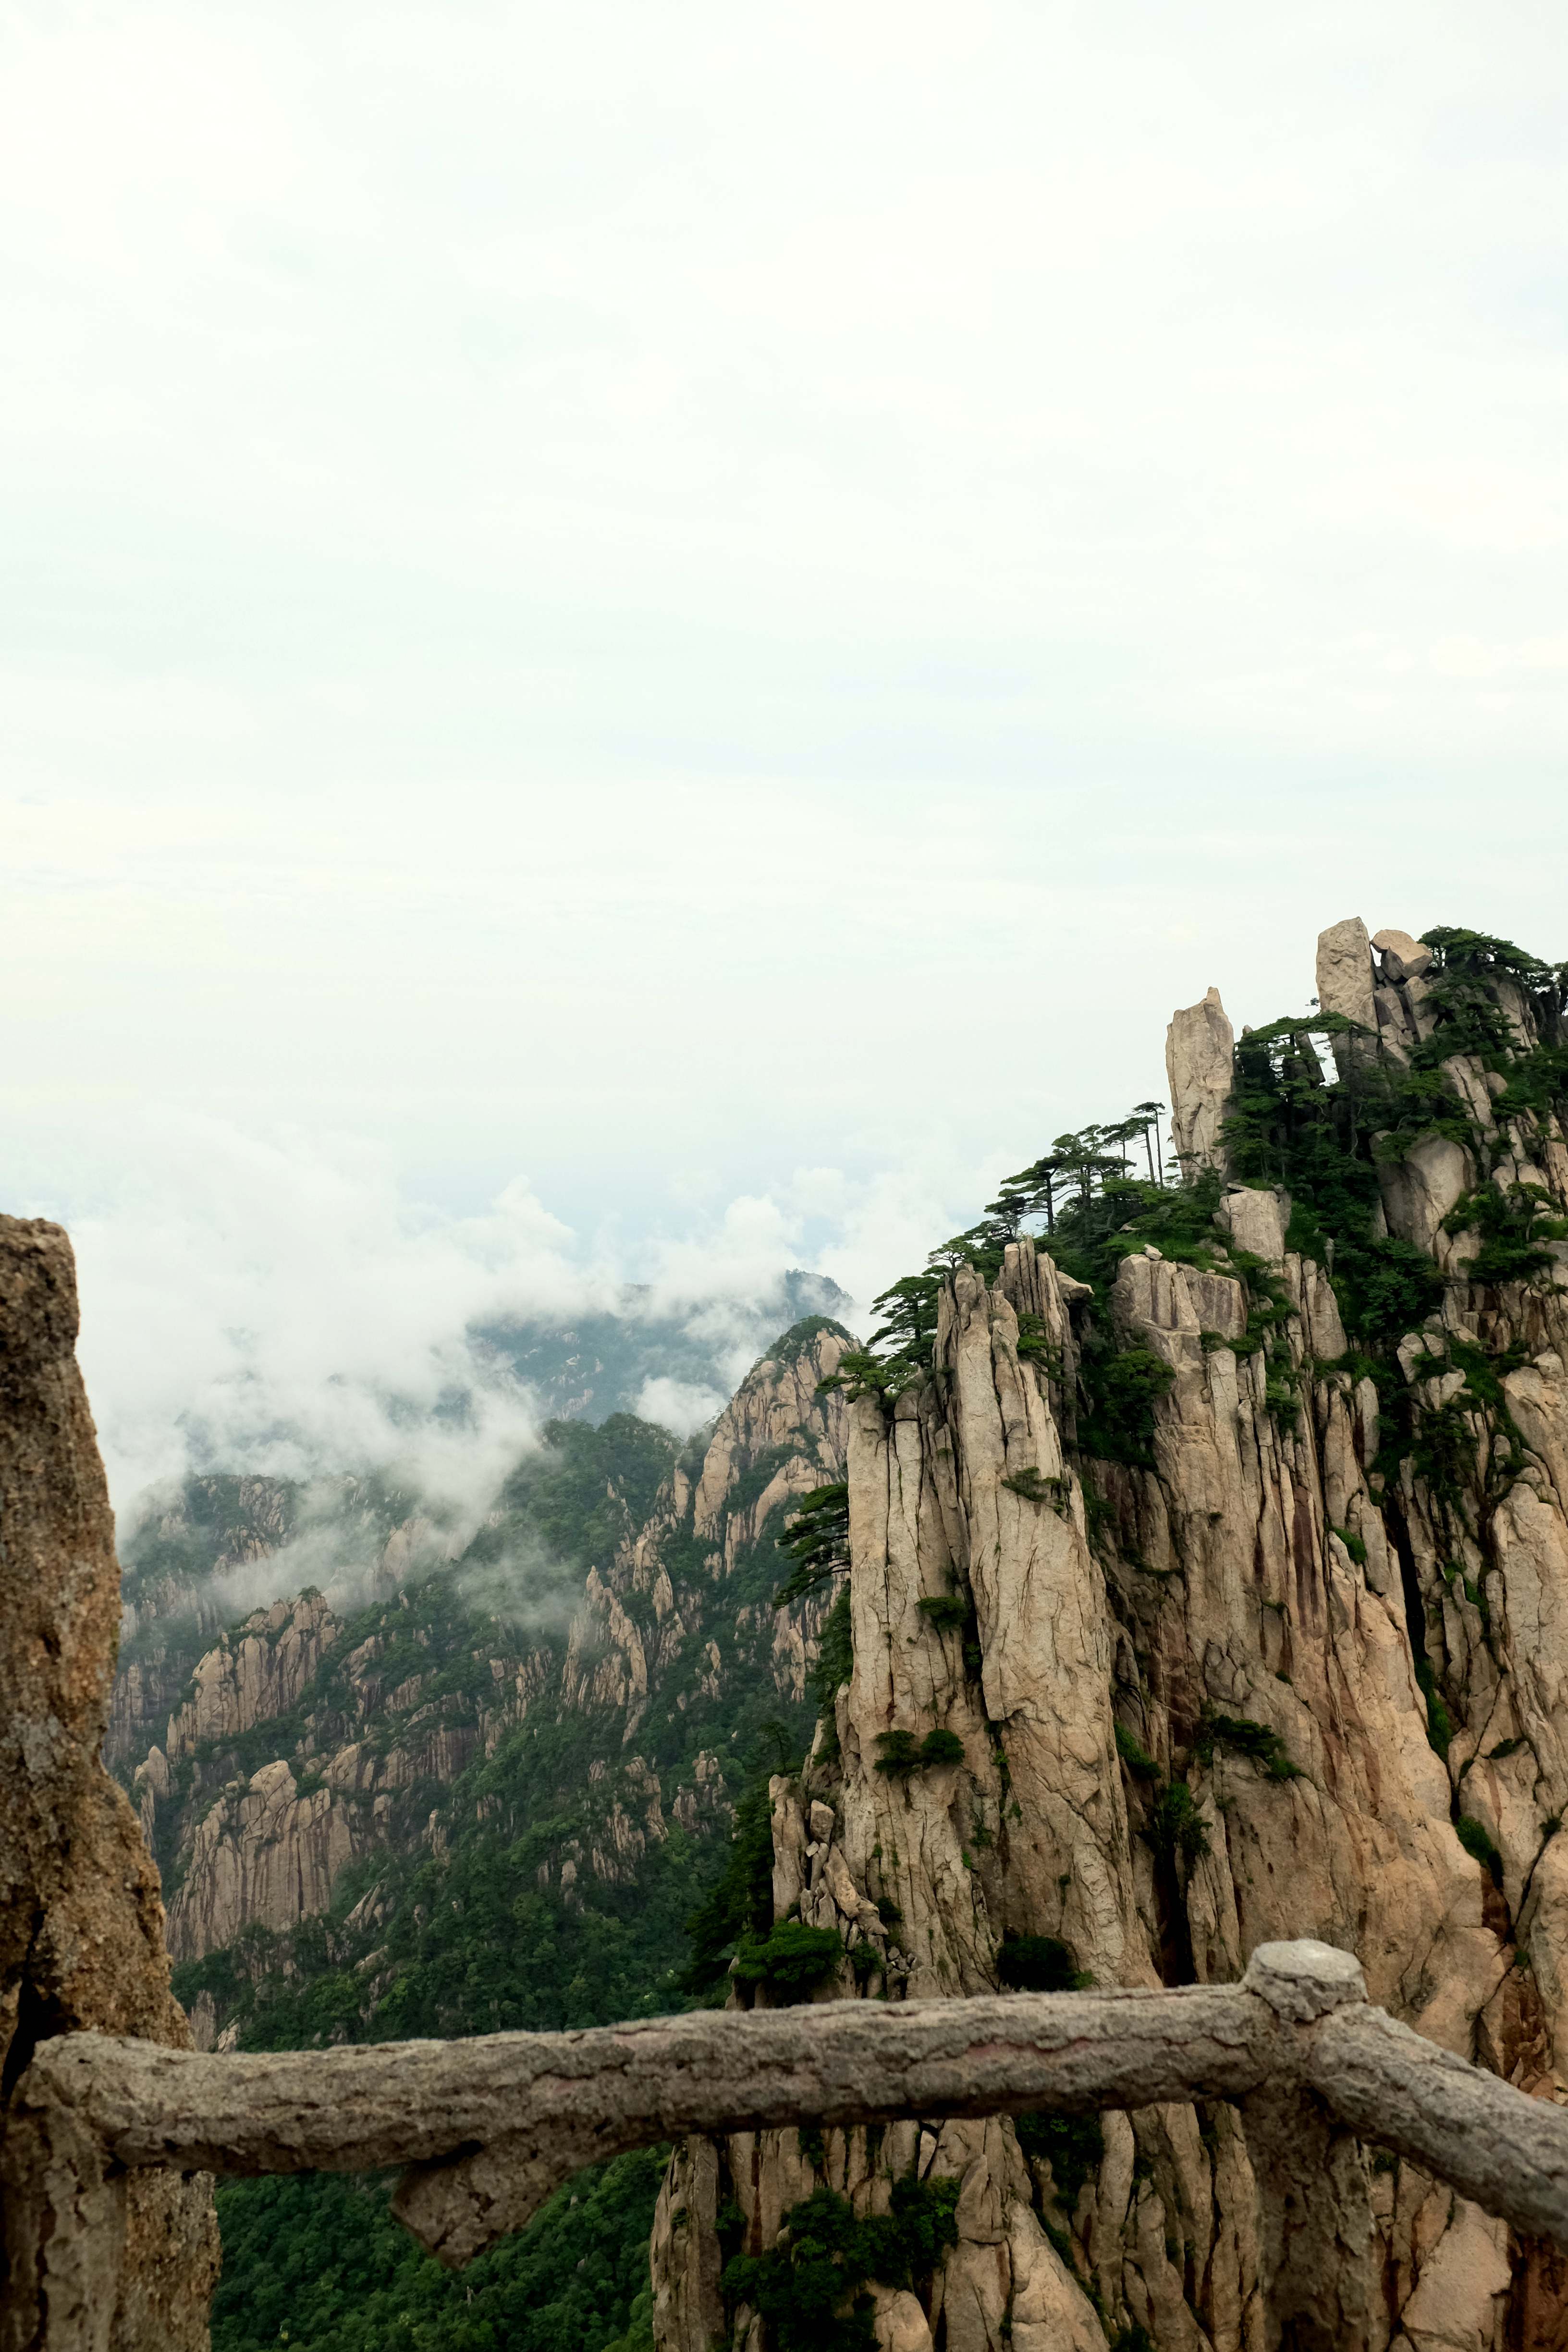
[1166,987,1234,1176]
[0,1216,217,2350]
[653,923,1568,2352]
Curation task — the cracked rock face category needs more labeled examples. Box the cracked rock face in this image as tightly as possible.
[0,1216,218,2350]
[653,927,1568,2352]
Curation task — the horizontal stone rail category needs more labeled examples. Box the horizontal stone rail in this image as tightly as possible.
[11,1942,1568,2351]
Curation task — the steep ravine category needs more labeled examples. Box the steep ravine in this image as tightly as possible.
[652,919,1568,2352]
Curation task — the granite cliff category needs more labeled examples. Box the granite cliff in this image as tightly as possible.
[650,919,1568,2352]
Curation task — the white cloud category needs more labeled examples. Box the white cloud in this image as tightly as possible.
[3,0,1567,1540]
[23,1110,889,1520]
[634,1376,728,1439]
[56,1113,595,1511]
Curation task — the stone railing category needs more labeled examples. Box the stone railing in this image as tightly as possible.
[9,1939,1568,2352]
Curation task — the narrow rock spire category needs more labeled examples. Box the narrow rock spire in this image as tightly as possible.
[1164,985,1234,1175]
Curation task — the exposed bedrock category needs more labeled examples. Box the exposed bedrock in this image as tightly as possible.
[0,1216,217,2352]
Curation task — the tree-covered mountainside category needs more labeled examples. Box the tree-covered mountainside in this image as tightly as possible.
[111,1320,856,2352]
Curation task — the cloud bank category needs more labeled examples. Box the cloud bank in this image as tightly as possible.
[43,1109,978,1523]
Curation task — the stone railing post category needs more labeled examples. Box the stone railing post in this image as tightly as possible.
[1238,1941,1376,2352]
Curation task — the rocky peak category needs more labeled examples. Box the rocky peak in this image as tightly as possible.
[1164,984,1233,1176]
[655,918,1568,2352]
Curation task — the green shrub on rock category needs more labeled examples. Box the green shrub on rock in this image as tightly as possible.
[722,2177,960,2352]
[731,1920,844,2002]
[996,1931,1090,1992]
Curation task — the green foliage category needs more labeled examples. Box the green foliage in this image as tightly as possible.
[1332,1525,1368,1566]
[1222,1020,1449,1351]
[1014,1314,1065,1375]
[1076,1344,1176,1469]
[731,1921,844,2002]
[210,2147,668,2352]
[476,1414,678,1581]
[1036,1163,1228,1298]
[1111,2327,1157,2352]
[191,1391,835,2346]
[1414,1656,1453,1759]
[1456,1813,1503,1885]
[1147,1779,1211,1868]
[916,1594,971,1633]
[599,2288,655,2352]
[682,1776,778,1995]
[811,1584,855,1751]
[917,1727,966,1768]
[1193,1711,1303,1783]
[996,1932,1090,1992]
[1114,1722,1159,1780]
[1420,925,1554,984]
[765,1315,857,1371]
[875,1727,967,1776]
[819,1274,943,1401]
[773,1482,851,1607]
[1013,2112,1104,2209]
[820,1114,1224,1419]
[1001,1466,1070,1508]
[1442,1183,1568,1288]
[722,2178,961,2352]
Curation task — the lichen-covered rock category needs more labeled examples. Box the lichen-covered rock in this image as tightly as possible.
[0,1216,217,2350]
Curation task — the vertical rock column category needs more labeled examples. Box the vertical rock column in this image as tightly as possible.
[0,1216,218,2352]
[1165,987,1234,1177]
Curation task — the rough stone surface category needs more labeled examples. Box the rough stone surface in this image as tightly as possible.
[0,1215,217,2352]
[1166,987,1235,1174]
[1316,916,1377,1030]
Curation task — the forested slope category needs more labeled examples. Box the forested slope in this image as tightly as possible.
[110,1318,854,2352]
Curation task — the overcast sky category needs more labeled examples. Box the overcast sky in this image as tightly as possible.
[3,0,1566,1502]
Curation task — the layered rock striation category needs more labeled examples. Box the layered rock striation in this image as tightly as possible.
[653,922,1568,2352]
